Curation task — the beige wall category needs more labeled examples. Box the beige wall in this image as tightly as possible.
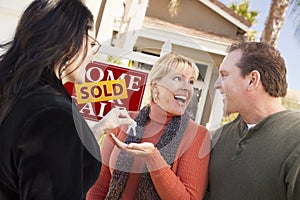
[146,0,239,36]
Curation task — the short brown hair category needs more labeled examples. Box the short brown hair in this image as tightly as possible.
[229,42,287,97]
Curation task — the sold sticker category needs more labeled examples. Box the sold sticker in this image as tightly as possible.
[74,79,128,104]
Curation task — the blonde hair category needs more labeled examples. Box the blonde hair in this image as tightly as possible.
[142,53,198,104]
[149,53,199,83]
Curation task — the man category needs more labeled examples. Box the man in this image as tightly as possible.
[207,42,300,200]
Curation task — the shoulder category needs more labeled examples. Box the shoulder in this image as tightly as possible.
[281,110,300,123]
[1,91,76,138]
[184,119,209,144]
[187,119,208,136]
[25,92,71,111]
[17,91,72,120]
[282,142,300,176]
[14,93,98,157]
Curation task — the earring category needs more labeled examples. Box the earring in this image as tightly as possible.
[153,93,158,102]
[59,66,66,77]
[59,59,70,77]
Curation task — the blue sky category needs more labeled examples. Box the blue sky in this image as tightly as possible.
[220,0,300,91]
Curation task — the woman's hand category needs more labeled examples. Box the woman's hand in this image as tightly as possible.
[110,133,155,157]
[92,108,135,140]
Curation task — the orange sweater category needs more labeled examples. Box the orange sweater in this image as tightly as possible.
[87,105,210,200]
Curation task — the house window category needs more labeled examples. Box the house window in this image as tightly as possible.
[196,63,207,82]
[186,88,202,121]
[137,51,159,71]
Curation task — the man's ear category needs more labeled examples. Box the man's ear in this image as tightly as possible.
[247,70,261,90]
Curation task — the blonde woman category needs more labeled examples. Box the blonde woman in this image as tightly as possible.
[87,53,210,200]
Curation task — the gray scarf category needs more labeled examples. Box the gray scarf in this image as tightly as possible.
[105,104,190,200]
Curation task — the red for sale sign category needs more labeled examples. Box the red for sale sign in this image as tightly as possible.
[64,61,149,122]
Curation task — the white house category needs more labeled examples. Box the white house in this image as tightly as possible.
[0,0,251,129]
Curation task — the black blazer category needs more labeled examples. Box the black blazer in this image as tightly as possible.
[0,77,101,199]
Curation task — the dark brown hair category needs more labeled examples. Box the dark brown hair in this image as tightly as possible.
[229,42,287,97]
[0,0,94,124]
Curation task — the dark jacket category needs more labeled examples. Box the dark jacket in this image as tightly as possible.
[0,76,101,199]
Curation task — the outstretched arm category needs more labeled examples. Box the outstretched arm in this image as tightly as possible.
[92,108,135,141]
[110,126,210,200]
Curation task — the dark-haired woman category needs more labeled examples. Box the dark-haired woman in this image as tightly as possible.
[0,0,133,199]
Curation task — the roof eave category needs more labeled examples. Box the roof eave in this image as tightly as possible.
[199,0,252,32]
